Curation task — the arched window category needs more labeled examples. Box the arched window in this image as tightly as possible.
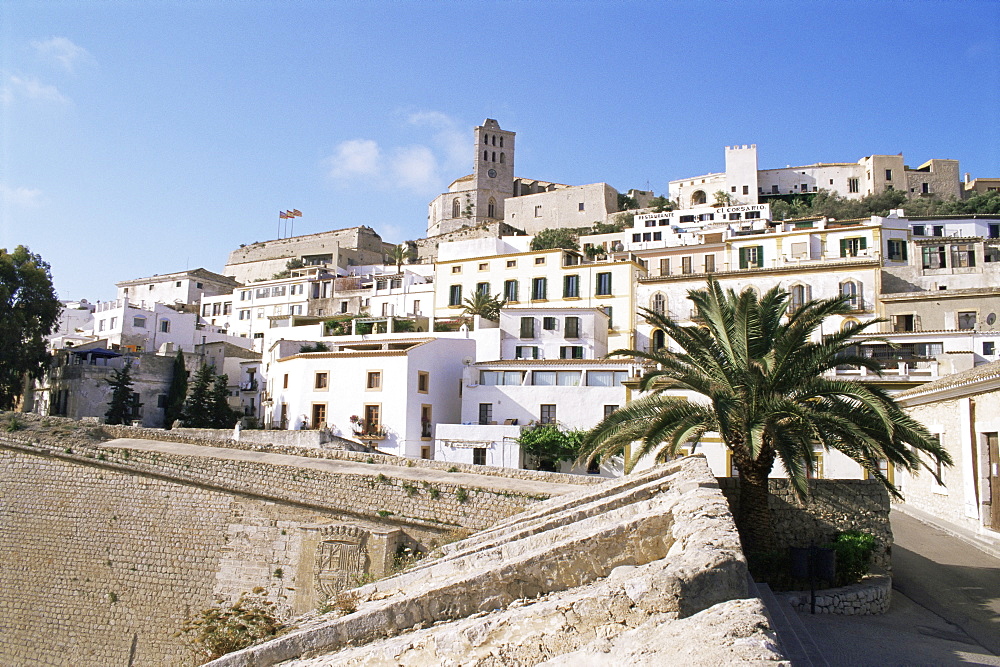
[499,136,503,147]
[492,151,496,162]
[652,329,666,351]
[483,150,489,162]
[841,317,860,331]
[651,292,666,316]
[789,284,810,313]
[691,190,707,205]
[840,281,861,310]
[491,135,496,146]
[488,198,497,218]
[499,152,505,164]
[452,198,461,218]
[483,134,489,145]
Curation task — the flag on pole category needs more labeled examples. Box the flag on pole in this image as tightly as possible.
[292,209,302,217]
[279,212,289,219]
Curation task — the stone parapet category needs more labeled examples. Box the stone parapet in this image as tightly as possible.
[780,575,891,615]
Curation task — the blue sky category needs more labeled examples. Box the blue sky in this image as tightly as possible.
[2,0,997,302]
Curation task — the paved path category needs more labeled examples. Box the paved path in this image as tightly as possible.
[100,438,586,497]
[891,509,1000,657]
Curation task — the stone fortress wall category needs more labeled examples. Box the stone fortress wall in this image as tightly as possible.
[0,421,570,667]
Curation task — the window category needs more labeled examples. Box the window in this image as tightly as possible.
[884,169,892,181]
[533,371,580,386]
[892,314,917,332]
[578,202,585,211]
[652,329,666,350]
[887,239,908,261]
[563,274,579,298]
[531,277,547,300]
[479,403,493,425]
[176,281,182,287]
[840,281,861,310]
[314,372,328,389]
[681,257,692,274]
[534,256,546,265]
[311,403,326,429]
[421,405,432,438]
[473,448,487,465]
[738,246,764,269]
[848,178,859,194]
[659,258,670,276]
[476,281,490,296]
[449,284,462,306]
[587,370,628,387]
[603,405,618,419]
[417,371,429,393]
[506,259,517,268]
[984,341,996,356]
[223,302,232,315]
[958,311,977,330]
[913,225,926,236]
[840,237,867,257]
[133,317,146,328]
[921,245,947,269]
[543,316,557,331]
[157,395,168,409]
[340,301,349,313]
[478,263,489,271]
[951,244,976,268]
[565,316,580,338]
[480,370,525,385]
[487,198,496,218]
[256,287,271,298]
[272,285,286,297]
[933,225,944,237]
[534,205,542,217]
[801,183,808,192]
[283,374,289,389]
[451,265,462,274]
[603,306,613,329]
[366,371,382,390]
[240,290,251,301]
[514,346,539,359]
[504,279,519,302]
[160,319,170,333]
[539,404,557,424]
[520,317,535,338]
[203,304,211,316]
[989,224,1000,239]
[596,272,612,296]
[704,255,716,272]
[789,284,810,312]
[560,346,584,359]
[922,182,930,194]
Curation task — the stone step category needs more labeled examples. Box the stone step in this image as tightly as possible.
[754,578,829,666]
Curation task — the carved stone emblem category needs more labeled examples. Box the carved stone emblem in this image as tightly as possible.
[315,525,368,597]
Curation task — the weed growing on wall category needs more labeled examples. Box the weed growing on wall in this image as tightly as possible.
[177,588,285,663]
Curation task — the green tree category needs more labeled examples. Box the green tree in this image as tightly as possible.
[579,278,951,554]
[617,193,639,211]
[163,351,187,429]
[519,424,584,472]
[0,246,61,409]
[461,291,505,321]
[182,364,215,428]
[530,228,579,251]
[648,195,676,213]
[590,221,626,235]
[713,190,734,207]
[210,374,239,429]
[104,359,136,425]
[388,244,406,272]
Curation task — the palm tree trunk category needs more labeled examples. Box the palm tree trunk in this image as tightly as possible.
[737,468,777,555]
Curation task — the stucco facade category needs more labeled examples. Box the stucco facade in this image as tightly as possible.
[115,268,239,308]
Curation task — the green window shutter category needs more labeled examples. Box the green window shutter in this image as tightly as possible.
[755,246,764,268]
[739,247,748,269]
[860,237,868,250]
[840,238,848,258]
[901,242,908,261]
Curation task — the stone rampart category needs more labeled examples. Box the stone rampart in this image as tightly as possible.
[0,421,568,667]
[780,574,891,615]
[208,457,785,666]
[717,477,892,572]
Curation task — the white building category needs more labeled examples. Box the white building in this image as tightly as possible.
[89,299,248,355]
[116,268,240,309]
[669,145,961,210]
[262,336,474,459]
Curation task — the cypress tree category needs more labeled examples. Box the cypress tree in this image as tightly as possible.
[104,359,135,425]
[210,374,239,429]
[163,350,187,429]
[182,364,215,428]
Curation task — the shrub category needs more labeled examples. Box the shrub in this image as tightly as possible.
[5,414,24,432]
[177,588,284,662]
[827,530,876,586]
[455,487,468,503]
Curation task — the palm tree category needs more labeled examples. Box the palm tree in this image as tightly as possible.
[462,290,505,322]
[580,278,951,554]
[388,244,406,272]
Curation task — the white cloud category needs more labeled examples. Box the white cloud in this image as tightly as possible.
[326,139,381,181]
[2,75,69,105]
[0,184,43,208]
[390,145,438,192]
[32,37,94,72]
[405,111,468,169]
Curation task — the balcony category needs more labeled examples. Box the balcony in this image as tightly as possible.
[352,424,386,440]
[240,380,258,392]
